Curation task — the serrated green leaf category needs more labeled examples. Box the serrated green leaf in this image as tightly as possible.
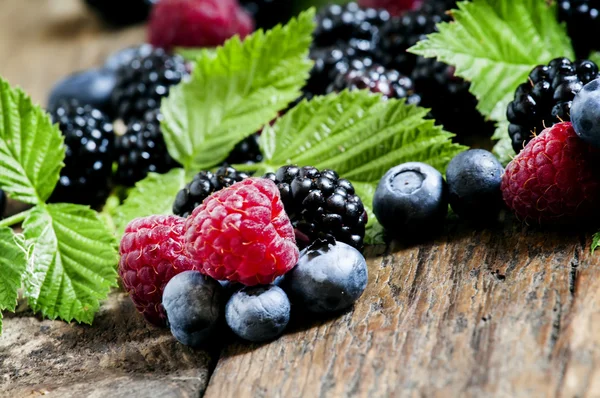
[0,77,64,204]
[592,231,600,253]
[161,10,315,172]
[112,168,187,238]
[492,120,515,166]
[410,0,574,122]
[175,47,218,62]
[0,227,27,333]
[22,203,118,324]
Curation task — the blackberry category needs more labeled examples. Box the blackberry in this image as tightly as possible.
[112,48,188,123]
[264,166,367,250]
[173,165,250,217]
[376,2,450,75]
[239,0,294,30]
[327,64,421,103]
[226,134,263,165]
[48,100,114,207]
[558,1,600,58]
[84,0,157,26]
[411,56,493,136]
[507,57,598,153]
[114,110,179,187]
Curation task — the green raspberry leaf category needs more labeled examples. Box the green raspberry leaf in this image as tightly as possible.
[592,231,600,254]
[22,203,118,324]
[252,91,466,244]
[161,10,315,172]
[112,168,187,238]
[0,227,27,333]
[0,77,64,204]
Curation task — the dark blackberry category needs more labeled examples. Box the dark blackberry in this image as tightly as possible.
[376,2,450,75]
[114,110,179,187]
[327,64,422,103]
[558,1,600,58]
[226,134,263,165]
[48,100,114,207]
[84,0,157,26]
[239,0,294,30]
[411,56,493,136]
[507,57,598,153]
[266,165,367,250]
[173,166,249,217]
[112,48,188,123]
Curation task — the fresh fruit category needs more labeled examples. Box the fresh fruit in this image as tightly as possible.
[570,78,600,148]
[264,166,367,250]
[162,270,224,348]
[358,0,424,16]
[104,44,154,72]
[119,215,200,326]
[501,122,600,224]
[47,68,117,116]
[283,238,368,314]
[373,162,448,234]
[411,56,493,136]
[327,64,421,103]
[226,134,263,165]
[148,0,254,51]
[173,165,250,218]
[558,0,600,58]
[446,149,504,222]
[48,100,114,208]
[225,285,291,342]
[112,48,188,123]
[114,110,179,187]
[84,0,157,26]
[240,0,294,29]
[506,58,599,153]
[184,178,299,286]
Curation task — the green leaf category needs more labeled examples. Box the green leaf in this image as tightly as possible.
[590,52,600,66]
[410,0,574,122]
[22,203,118,324]
[492,119,515,165]
[253,91,466,243]
[0,227,27,333]
[0,77,64,204]
[112,168,187,238]
[592,231,600,253]
[161,10,315,172]
[175,47,218,62]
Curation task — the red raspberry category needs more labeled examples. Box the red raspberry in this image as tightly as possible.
[358,0,423,16]
[148,0,254,51]
[501,122,600,224]
[119,215,198,326]
[185,178,299,286]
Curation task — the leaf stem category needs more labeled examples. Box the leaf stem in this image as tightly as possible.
[0,208,33,228]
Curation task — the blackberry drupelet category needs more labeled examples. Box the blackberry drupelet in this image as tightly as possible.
[327,64,421,103]
[112,48,188,123]
[376,2,449,75]
[114,110,179,187]
[507,57,599,153]
[264,166,367,250]
[558,1,600,58]
[411,56,493,136]
[226,134,263,165]
[84,0,158,26]
[48,100,114,207]
[239,0,294,29]
[173,165,250,217]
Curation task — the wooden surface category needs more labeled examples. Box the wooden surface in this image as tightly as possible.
[2,1,600,397]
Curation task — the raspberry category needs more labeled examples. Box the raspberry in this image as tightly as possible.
[148,0,254,51]
[184,178,299,286]
[112,47,188,123]
[48,100,114,208]
[501,122,600,224]
[358,0,424,16]
[507,58,599,153]
[114,110,179,187]
[119,215,199,326]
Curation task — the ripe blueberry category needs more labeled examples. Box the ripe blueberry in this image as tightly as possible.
[571,77,600,148]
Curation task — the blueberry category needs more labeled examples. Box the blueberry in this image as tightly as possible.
[47,68,117,116]
[373,162,448,235]
[104,44,153,71]
[225,285,291,342]
[571,77,600,148]
[446,150,504,222]
[283,239,368,314]
[162,271,224,348]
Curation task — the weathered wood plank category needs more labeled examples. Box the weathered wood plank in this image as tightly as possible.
[204,217,599,397]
